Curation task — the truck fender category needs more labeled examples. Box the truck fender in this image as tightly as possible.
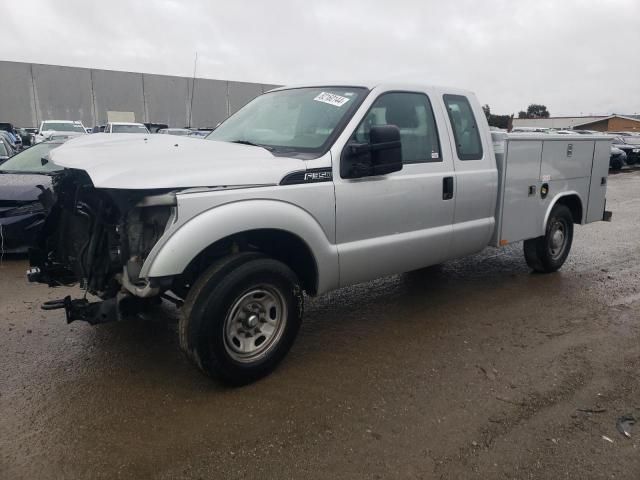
[139,199,339,294]
[542,191,584,233]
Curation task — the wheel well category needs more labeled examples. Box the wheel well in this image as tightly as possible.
[177,229,319,297]
[555,195,583,224]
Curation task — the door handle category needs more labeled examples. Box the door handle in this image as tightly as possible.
[442,176,454,200]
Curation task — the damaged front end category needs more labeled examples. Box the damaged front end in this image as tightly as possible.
[28,168,177,324]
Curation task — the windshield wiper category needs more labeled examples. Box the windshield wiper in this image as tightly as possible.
[229,140,274,151]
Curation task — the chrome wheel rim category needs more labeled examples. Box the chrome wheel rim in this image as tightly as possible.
[223,286,287,363]
[549,220,567,260]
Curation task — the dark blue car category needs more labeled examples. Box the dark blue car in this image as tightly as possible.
[0,141,64,254]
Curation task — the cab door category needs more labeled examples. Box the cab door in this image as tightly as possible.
[333,91,456,287]
[442,94,498,257]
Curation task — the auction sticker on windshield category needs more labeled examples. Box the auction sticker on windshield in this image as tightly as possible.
[314,92,350,107]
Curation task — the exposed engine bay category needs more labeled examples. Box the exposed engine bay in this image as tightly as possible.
[28,169,176,324]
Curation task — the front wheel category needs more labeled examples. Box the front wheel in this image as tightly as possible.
[524,204,574,273]
[610,157,623,171]
[180,253,303,385]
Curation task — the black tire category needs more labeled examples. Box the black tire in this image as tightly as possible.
[610,157,623,171]
[179,252,303,385]
[523,204,574,273]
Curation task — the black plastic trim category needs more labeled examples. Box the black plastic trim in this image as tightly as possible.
[280,168,333,185]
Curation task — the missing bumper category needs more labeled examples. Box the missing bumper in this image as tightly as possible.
[40,293,158,325]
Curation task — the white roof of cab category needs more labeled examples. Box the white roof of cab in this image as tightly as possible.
[108,122,146,126]
[267,82,476,97]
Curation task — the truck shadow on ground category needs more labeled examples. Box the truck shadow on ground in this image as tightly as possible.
[39,241,573,393]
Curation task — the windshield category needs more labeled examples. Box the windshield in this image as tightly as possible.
[41,122,85,133]
[207,87,367,154]
[111,124,149,134]
[0,142,62,173]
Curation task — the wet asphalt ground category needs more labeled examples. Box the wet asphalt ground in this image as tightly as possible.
[2,170,640,479]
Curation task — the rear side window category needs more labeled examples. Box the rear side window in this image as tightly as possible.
[352,92,441,164]
[443,94,483,160]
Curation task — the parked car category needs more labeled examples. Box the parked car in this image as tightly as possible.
[11,132,22,150]
[0,122,15,132]
[157,128,192,136]
[0,123,21,150]
[34,120,87,144]
[28,83,612,384]
[45,132,86,142]
[188,130,209,138]
[0,141,65,253]
[143,123,169,133]
[15,128,34,147]
[511,127,552,133]
[104,122,150,134]
[611,136,640,165]
[0,123,21,149]
[20,128,38,147]
[0,131,18,154]
[0,139,12,164]
[610,146,627,171]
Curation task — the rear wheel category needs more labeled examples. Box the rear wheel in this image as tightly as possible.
[179,252,303,385]
[524,204,574,273]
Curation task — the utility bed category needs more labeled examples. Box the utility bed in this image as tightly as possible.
[490,133,612,247]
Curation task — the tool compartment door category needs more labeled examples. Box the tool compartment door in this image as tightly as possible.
[585,139,610,223]
[499,139,543,244]
[540,139,594,180]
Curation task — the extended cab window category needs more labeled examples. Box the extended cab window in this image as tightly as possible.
[443,94,483,160]
[353,92,441,164]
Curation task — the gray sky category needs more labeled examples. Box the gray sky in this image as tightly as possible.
[2,0,639,116]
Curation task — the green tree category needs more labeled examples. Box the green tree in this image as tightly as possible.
[481,104,513,130]
[482,104,491,120]
[519,104,550,119]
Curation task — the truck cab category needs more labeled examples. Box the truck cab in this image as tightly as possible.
[27,83,611,384]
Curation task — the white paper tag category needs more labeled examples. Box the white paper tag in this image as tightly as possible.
[431,152,439,159]
[314,92,350,107]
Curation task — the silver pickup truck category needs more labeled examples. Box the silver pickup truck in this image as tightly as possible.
[28,83,612,384]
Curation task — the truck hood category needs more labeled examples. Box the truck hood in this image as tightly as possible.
[48,134,305,189]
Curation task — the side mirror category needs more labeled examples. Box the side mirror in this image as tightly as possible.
[340,125,403,179]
